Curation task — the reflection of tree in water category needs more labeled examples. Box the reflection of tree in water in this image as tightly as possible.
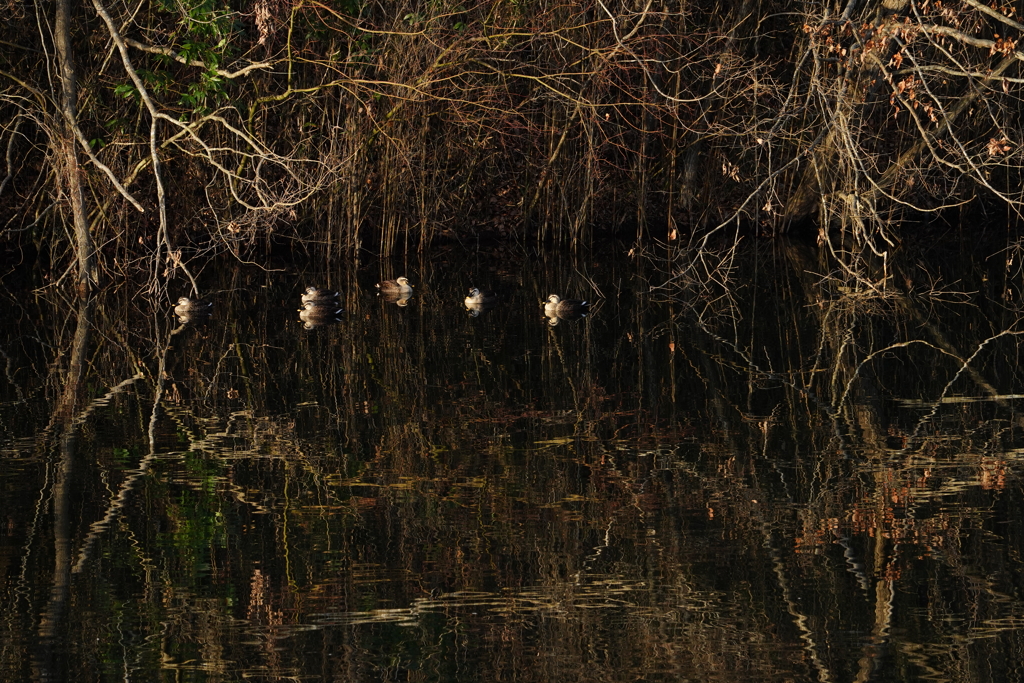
[3,247,1024,680]
[652,237,1024,677]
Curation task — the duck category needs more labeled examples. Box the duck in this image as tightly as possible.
[464,287,498,317]
[301,286,339,304]
[173,297,212,316]
[464,288,497,306]
[543,294,588,315]
[376,276,413,295]
[298,301,343,329]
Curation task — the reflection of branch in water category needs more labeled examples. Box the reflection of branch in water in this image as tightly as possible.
[74,304,297,573]
[71,450,159,574]
[835,327,1024,440]
[908,327,1024,440]
[763,524,836,683]
[29,373,146,455]
[59,354,149,575]
[67,315,190,575]
[149,320,190,451]
[836,339,958,410]
[544,317,600,439]
[37,297,93,654]
[689,315,843,427]
[69,373,146,429]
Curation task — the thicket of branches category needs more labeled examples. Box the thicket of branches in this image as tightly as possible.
[2,0,1024,290]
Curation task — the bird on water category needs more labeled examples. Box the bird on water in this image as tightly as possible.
[464,287,498,316]
[301,286,339,304]
[173,297,212,315]
[464,287,497,306]
[173,296,213,324]
[543,294,588,315]
[376,276,413,295]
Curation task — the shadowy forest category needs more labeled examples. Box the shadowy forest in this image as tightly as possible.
[6,2,1024,674]
[3,0,1024,291]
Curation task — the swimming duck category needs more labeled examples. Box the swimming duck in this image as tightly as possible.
[543,294,588,315]
[301,286,339,304]
[464,288,497,306]
[465,288,498,316]
[376,276,413,295]
[173,297,212,316]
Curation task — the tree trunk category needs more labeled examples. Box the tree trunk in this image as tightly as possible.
[54,0,96,294]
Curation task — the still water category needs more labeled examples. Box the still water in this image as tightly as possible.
[3,240,1024,681]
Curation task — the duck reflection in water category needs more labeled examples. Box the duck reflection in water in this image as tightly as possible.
[298,301,343,329]
[173,296,213,324]
[377,276,414,306]
[543,294,588,325]
[464,287,497,316]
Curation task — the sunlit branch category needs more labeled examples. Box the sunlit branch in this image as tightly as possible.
[124,38,276,79]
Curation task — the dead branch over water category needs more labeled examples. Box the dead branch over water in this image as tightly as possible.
[2,0,1023,288]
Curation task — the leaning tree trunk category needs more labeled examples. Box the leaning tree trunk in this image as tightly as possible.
[53,0,96,294]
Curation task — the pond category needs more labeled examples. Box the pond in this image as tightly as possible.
[2,238,1024,682]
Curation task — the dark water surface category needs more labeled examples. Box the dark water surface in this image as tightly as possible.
[3,241,1024,681]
